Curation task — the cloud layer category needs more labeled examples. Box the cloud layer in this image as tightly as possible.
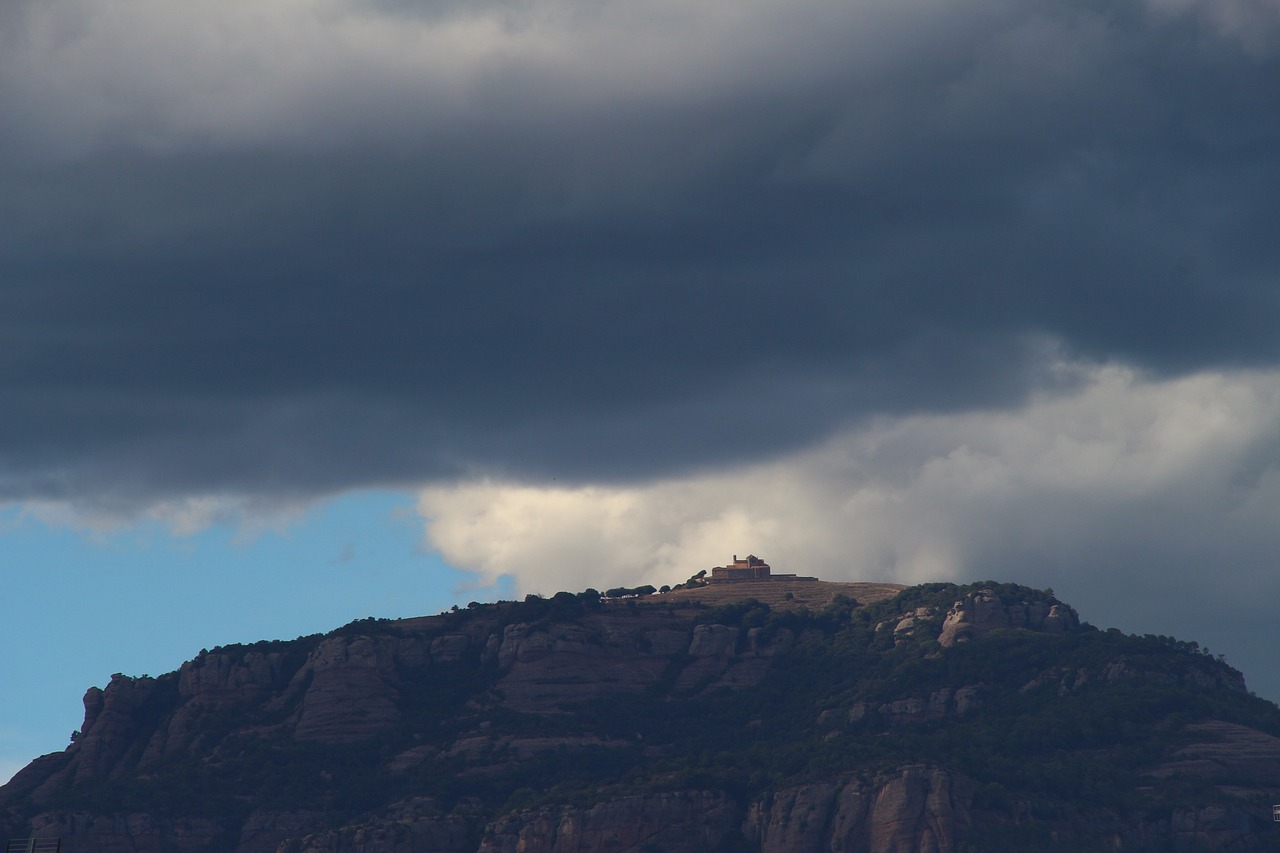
[3,0,1279,695]
[3,0,1279,512]
[420,363,1280,696]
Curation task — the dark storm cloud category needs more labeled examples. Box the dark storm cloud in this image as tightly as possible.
[2,0,1279,507]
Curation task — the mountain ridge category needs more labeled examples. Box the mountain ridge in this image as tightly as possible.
[4,580,1280,852]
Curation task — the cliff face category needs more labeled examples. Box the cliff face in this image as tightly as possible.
[3,582,1279,853]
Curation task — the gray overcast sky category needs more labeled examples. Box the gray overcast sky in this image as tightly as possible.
[2,0,1280,699]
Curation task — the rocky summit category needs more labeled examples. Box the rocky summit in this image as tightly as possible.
[4,580,1280,852]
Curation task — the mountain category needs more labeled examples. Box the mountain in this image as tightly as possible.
[4,579,1280,852]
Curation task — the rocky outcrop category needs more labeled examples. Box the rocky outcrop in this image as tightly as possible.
[891,607,937,641]
[25,674,173,801]
[867,766,972,853]
[140,652,295,762]
[1102,657,1247,693]
[178,651,291,706]
[285,800,472,853]
[237,811,327,852]
[849,686,983,726]
[747,783,842,852]
[291,636,406,742]
[1152,720,1280,788]
[492,619,684,712]
[476,792,739,853]
[27,811,226,853]
[1170,804,1261,851]
[674,624,740,690]
[490,615,800,711]
[937,589,1079,647]
[74,676,160,783]
[1018,657,1249,698]
[744,767,973,853]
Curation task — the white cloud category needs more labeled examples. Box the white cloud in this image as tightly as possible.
[420,364,1280,588]
[417,363,1280,696]
[416,481,765,595]
[6,0,1216,160]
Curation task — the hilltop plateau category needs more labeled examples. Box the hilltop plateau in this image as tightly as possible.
[3,579,1280,852]
[648,580,907,611]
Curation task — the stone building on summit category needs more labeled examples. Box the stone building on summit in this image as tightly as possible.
[709,555,816,583]
[711,554,772,582]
